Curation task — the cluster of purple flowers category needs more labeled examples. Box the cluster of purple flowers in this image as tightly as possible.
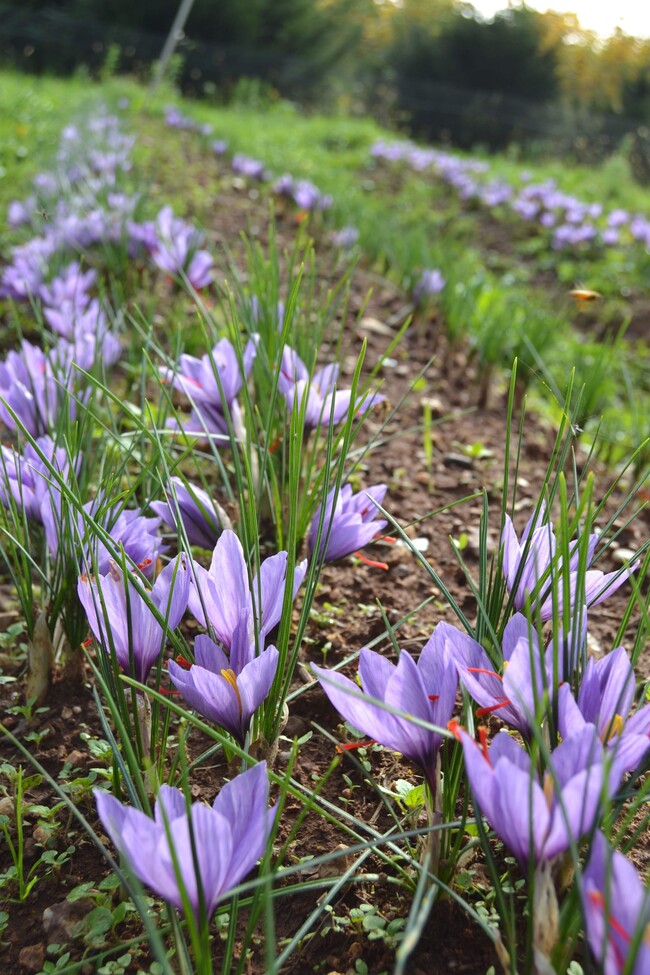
[273,174,333,212]
[313,498,647,971]
[371,138,650,254]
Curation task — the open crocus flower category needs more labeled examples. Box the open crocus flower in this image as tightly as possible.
[446,614,562,737]
[168,630,279,744]
[78,555,190,683]
[313,628,458,793]
[581,831,650,975]
[277,346,383,430]
[502,503,637,620]
[94,762,275,922]
[558,647,650,775]
[308,484,388,563]
[151,477,232,550]
[453,724,606,867]
[161,335,259,439]
[188,530,307,671]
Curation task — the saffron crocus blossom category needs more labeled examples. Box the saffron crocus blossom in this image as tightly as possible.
[78,555,190,683]
[502,503,636,620]
[413,269,446,304]
[277,346,383,429]
[558,647,650,775]
[0,340,80,437]
[188,530,307,670]
[448,614,560,737]
[313,631,458,792]
[308,484,387,563]
[43,494,164,576]
[94,761,275,921]
[168,632,279,744]
[161,335,259,439]
[581,831,650,975]
[0,436,72,522]
[151,477,233,549]
[454,724,606,866]
[150,206,214,289]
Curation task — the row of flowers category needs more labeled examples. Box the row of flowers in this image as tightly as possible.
[1,100,648,974]
[370,137,650,253]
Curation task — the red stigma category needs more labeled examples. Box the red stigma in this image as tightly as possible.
[476,699,510,717]
[447,719,462,742]
[336,739,376,754]
[354,551,389,571]
[467,667,503,680]
[175,654,192,670]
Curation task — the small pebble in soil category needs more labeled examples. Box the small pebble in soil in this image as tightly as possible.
[18,944,45,973]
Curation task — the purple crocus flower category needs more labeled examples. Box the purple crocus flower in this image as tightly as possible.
[188,530,307,671]
[454,723,606,866]
[150,206,213,290]
[308,483,387,563]
[39,262,96,310]
[94,761,275,921]
[448,614,557,737]
[44,494,164,577]
[168,632,279,744]
[331,226,359,250]
[277,346,383,429]
[558,647,650,775]
[0,436,73,522]
[313,630,458,792]
[413,269,446,304]
[78,554,190,683]
[581,831,650,975]
[151,477,232,549]
[0,340,81,437]
[502,504,636,620]
[161,335,259,439]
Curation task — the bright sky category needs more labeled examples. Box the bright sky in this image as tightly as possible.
[472,1,650,39]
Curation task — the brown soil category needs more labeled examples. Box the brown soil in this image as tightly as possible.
[0,117,648,975]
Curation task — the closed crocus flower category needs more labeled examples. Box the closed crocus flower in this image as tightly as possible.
[308,484,387,563]
[581,831,650,975]
[78,555,190,683]
[188,530,307,671]
[168,629,279,744]
[313,627,458,794]
[94,762,275,922]
[454,724,606,867]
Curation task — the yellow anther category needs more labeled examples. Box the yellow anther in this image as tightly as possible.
[220,668,242,717]
[543,771,554,810]
[601,713,624,744]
